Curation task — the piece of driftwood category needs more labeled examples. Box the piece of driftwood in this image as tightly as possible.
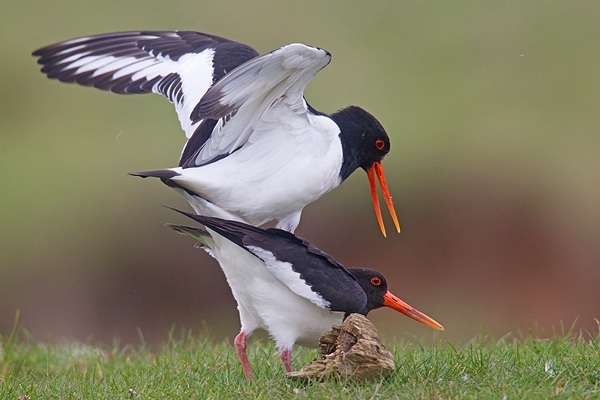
[287,313,395,382]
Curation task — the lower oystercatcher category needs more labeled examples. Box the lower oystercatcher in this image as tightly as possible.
[167,211,443,380]
[33,31,399,235]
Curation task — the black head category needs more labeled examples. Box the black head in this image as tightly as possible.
[330,106,400,237]
[346,267,389,315]
[332,106,390,181]
[346,267,444,331]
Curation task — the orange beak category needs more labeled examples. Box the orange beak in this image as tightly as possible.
[383,291,444,331]
[367,161,400,237]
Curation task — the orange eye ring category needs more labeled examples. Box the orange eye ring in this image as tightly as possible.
[370,276,382,286]
[375,139,385,150]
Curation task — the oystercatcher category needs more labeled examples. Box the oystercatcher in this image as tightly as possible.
[33,31,399,235]
[167,211,443,380]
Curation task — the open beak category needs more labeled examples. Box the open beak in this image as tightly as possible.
[383,291,444,331]
[367,161,400,237]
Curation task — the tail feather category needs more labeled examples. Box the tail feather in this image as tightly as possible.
[164,223,215,256]
[129,169,180,179]
[165,223,211,244]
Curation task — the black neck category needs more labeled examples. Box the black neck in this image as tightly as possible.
[331,107,365,181]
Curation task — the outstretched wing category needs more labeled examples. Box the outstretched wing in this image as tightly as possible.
[181,43,332,168]
[32,31,259,145]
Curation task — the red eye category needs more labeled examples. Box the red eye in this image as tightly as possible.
[370,276,382,286]
[375,139,385,150]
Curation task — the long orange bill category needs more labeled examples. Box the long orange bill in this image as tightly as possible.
[367,162,401,237]
[383,291,444,331]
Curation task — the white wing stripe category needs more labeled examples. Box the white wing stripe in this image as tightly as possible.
[59,50,90,64]
[67,55,103,70]
[246,246,330,309]
[75,55,121,74]
[114,58,159,79]
[175,50,215,137]
[55,43,86,56]
[131,59,169,81]
[92,56,139,77]
[34,31,259,146]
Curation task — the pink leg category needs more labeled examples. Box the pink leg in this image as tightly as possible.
[234,331,252,381]
[280,349,293,373]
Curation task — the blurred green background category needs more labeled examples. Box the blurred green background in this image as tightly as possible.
[1,1,599,347]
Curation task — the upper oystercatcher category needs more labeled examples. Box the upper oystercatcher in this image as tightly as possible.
[33,31,400,235]
[167,211,443,380]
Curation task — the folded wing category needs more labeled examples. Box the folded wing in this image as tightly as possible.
[177,213,367,313]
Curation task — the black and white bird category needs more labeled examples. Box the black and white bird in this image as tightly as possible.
[33,31,400,235]
[167,211,443,380]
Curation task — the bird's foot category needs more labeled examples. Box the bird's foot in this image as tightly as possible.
[234,331,253,381]
[280,349,293,373]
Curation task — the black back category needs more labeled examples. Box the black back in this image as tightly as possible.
[174,211,368,314]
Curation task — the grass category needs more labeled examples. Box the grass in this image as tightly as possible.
[1,318,599,399]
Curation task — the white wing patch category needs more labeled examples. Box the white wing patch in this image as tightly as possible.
[246,245,331,309]
[171,50,215,138]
